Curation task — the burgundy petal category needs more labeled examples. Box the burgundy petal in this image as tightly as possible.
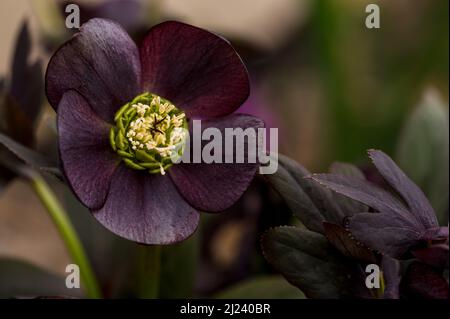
[46,18,141,122]
[140,21,249,118]
[58,91,120,210]
[94,165,200,245]
[347,211,422,258]
[169,114,263,212]
[368,150,438,228]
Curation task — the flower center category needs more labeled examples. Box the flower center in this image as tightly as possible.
[110,93,188,175]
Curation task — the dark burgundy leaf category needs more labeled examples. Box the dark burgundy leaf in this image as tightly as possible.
[348,210,423,258]
[310,173,410,217]
[368,149,438,229]
[401,262,449,299]
[327,163,369,216]
[323,222,377,263]
[261,226,370,299]
[263,155,324,233]
[10,20,43,124]
[413,244,449,269]
[1,93,34,147]
[0,132,58,176]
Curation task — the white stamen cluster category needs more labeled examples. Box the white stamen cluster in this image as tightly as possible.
[125,99,187,159]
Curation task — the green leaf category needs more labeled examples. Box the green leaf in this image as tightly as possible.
[0,132,62,179]
[0,258,82,298]
[261,226,368,299]
[395,89,449,225]
[215,275,305,299]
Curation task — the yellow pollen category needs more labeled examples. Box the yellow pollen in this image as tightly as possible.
[111,92,188,175]
[125,99,187,158]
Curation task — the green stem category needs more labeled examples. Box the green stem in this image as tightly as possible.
[137,245,161,298]
[29,172,102,299]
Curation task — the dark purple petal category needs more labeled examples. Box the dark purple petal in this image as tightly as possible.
[94,165,199,244]
[310,174,417,227]
[347,211,422,258]
[169,114,263,212]
[140,21,249,118]
[368,150,438,228]
[58,91,120,210]
[46,18,141,122]
[413,244,449,268]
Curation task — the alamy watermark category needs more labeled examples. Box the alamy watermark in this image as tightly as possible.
[65,264,80,289]
[173,120,279,175]
[65,4,80,29]
[365,264,381,289]
[365,4,380,29]
[65,3,381,31]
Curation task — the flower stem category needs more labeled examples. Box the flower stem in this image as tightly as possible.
[137,245,161,298]
[29,172,102,299]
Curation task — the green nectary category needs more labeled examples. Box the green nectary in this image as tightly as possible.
[109,92,188,175]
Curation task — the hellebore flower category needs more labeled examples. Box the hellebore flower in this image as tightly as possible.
[311,150,449,262]
[45,19,263,244]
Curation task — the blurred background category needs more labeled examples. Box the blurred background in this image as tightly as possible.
[0,0,448,298]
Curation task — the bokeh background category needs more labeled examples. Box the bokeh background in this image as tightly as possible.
[0,0,448,298]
